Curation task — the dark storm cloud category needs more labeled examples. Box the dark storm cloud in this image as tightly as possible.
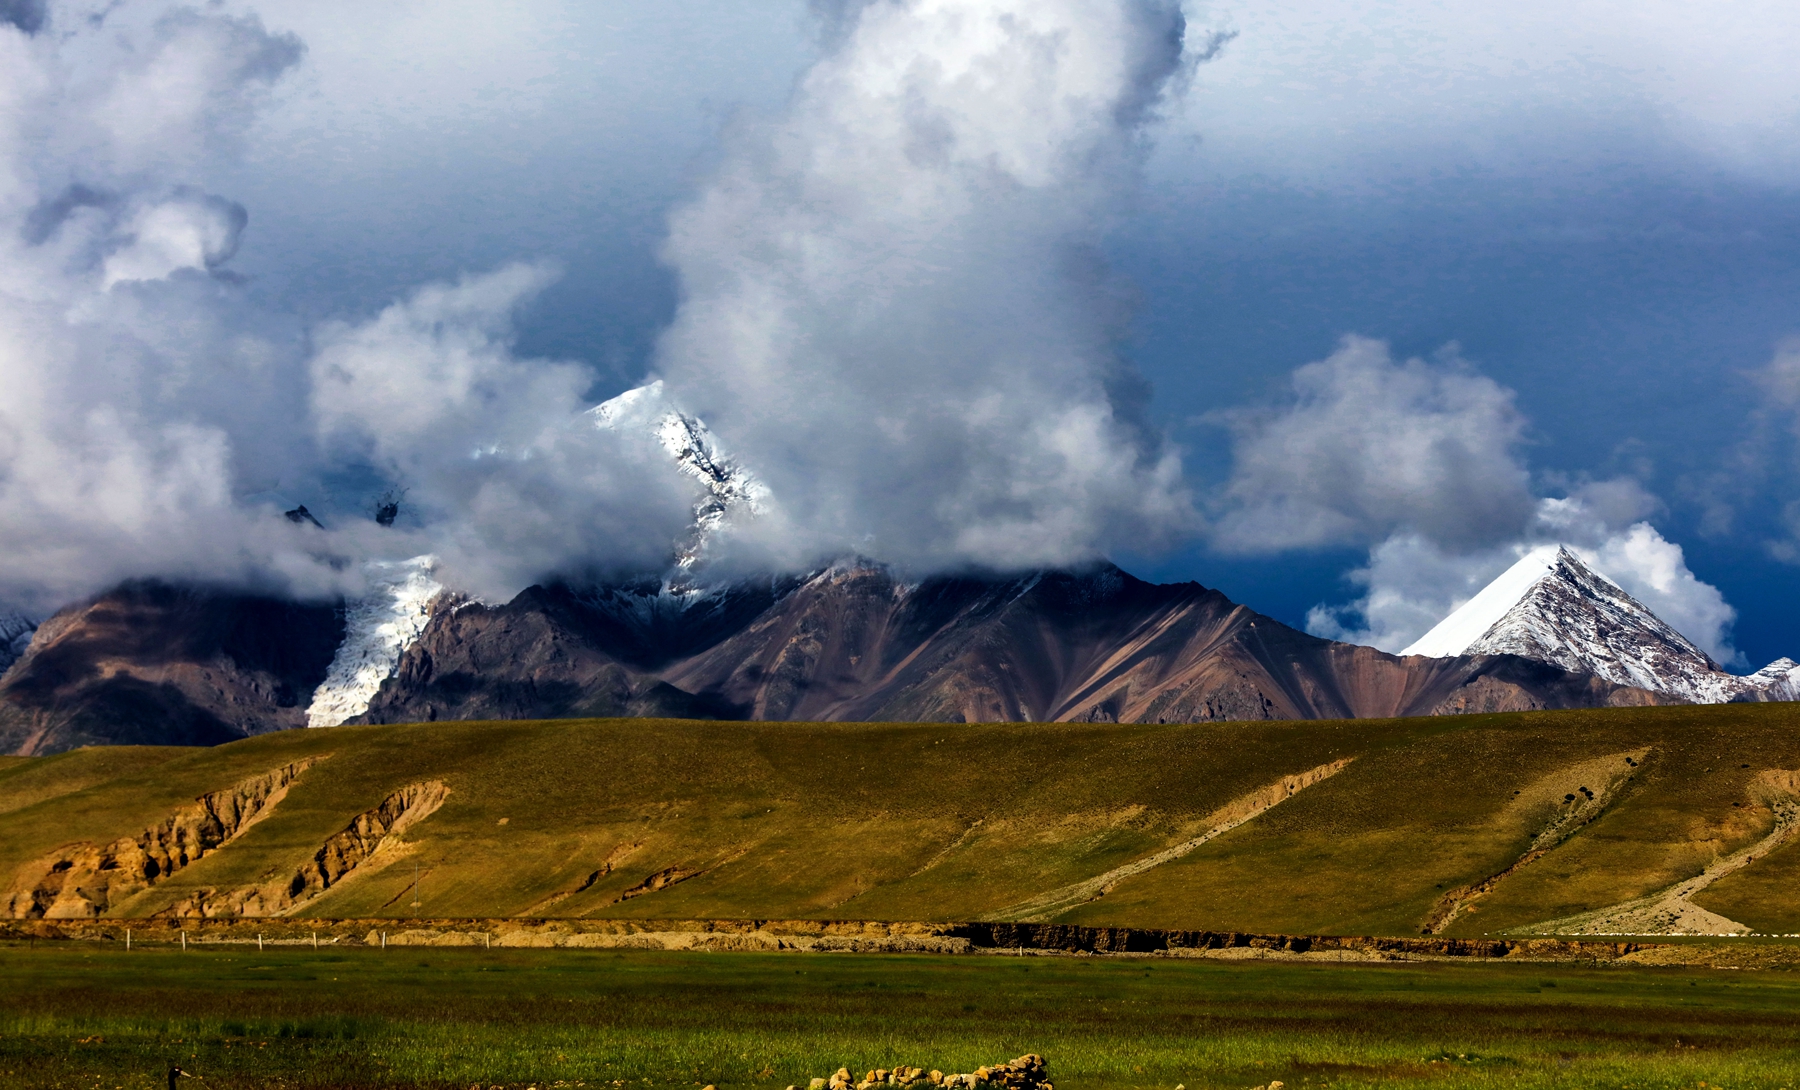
[0,0,46,35]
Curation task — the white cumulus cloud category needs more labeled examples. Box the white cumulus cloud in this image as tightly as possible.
[1219,337,1740,663]
[1214,335,1535,553]
[1306,492,1740,666]
[309,264,699,599]
[652,0,1200,574]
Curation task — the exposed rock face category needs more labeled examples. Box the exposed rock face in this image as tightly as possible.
[3,563,1669,751]
[158,779,449,919]
[1462,548,1731,702]
[3,760,317,918]
[360,562,1662,727]
[0,582,344,755]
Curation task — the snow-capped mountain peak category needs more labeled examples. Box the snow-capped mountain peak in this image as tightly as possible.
[1402,544,1795,705]
[1401,545,1570,660]
[590,380,768,571]
[1737,657,1800,703]
[303,382,770,728]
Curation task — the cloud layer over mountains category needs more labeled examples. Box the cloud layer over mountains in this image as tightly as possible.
[652,0,1200,572]
[0,3,313,610]
[0,0,1205,609]
[0,2,710,608]
[1224,339,1740,662]
[0,0,1772,669]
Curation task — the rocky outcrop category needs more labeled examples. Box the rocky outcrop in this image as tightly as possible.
[155,780,450,918]
[807,1055,1051,1090]
[0,582,343,755]
[2,759,318,918]
[279,779,449,910]
[618,865,701,901]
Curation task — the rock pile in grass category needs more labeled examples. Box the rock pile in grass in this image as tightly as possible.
[799,1054,1050,1090]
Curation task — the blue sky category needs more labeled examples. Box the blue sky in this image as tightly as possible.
[5,0,1797,666]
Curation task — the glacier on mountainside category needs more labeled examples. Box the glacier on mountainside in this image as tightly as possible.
[1402,545,1794,704]
[303,383,772,726]
[304,556,444,728]
[589,380,769,572]
[0,610,36,676]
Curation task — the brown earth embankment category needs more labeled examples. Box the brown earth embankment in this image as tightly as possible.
[0,915,1756,964]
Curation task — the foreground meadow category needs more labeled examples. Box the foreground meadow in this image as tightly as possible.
[3,944,1798,1090]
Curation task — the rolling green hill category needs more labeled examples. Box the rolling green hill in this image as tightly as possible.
[3,703,1798,937]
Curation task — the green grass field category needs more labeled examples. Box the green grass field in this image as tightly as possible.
[9,708,1800,1088]
[5,704,1800,935]
[4,943,1799,1090]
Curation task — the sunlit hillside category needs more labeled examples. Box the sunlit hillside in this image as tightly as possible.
[3,704,1798,938]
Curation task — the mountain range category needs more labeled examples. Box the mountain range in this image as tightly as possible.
[0,562,1662,756]
[0,385,1792,755]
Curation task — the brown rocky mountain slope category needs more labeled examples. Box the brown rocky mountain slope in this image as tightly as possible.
[356,563,1660,727]
[0,582,343,755]
[1,564,1661,754]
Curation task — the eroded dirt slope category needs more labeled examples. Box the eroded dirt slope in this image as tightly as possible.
[4,704,1798,936]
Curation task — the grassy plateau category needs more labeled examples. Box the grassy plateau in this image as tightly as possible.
[6,705,1800,1088]
[4,704,1800,933]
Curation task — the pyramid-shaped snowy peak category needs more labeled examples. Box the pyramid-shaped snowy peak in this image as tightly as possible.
[1401,546,1741,703]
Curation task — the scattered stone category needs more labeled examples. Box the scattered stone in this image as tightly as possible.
[819,1055,1048,1090]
